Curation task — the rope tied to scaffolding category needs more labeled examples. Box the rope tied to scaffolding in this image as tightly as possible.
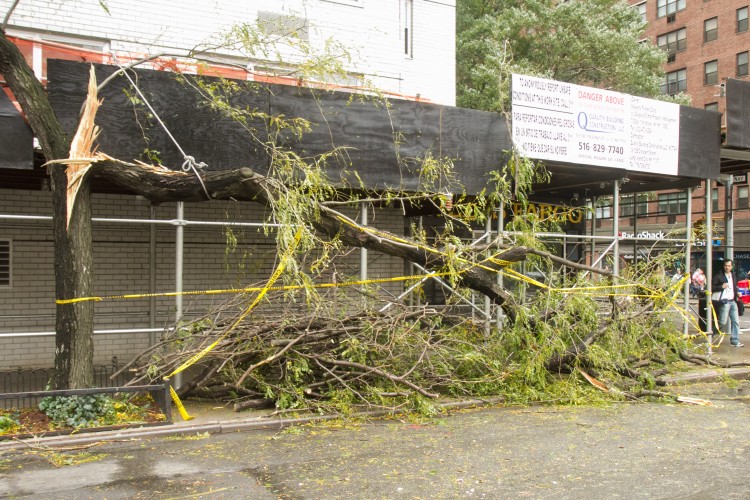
[111,54,211,199]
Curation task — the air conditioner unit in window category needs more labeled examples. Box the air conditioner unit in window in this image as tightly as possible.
[667,53,676,63]
[667,13,676,23]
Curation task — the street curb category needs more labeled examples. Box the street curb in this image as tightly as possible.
[6,367,750,453]
[0,397,502,452]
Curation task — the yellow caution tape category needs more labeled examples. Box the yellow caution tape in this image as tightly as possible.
[168,227,304,378]
[56,214,711,345]
[55,272,454,305]
[168,383,194,421]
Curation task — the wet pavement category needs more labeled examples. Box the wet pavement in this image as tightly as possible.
[2,302,750,498]
[2,380,750,499]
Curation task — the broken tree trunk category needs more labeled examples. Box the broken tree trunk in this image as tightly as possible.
[0,30,94,389]
[91,159,525,317]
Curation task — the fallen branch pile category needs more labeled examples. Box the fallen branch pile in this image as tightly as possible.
[117,289,516,411]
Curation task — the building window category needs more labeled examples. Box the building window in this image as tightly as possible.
[738,7,749,33]
[621,194,649,217]
[704,60,719,85]
[712,188,720,212]
[586,198,612,219]
[657,28,687,53]
[738,186,749,209]
[401,0,413,57]
[658,192,687,214]
[635,2,647,23]
[657,0,686,18]
[739,51,749,77]
[662,68,687,94]
[257,11,309,40]
[595,204,611,219]
[705,102,719,112]
[704,17,719,42]
[0,239,10,288]
[321,0,363,6]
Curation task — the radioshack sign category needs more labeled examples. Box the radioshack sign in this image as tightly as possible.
[618,230,665,239]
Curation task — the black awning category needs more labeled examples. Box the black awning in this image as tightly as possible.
[0,90,33,169]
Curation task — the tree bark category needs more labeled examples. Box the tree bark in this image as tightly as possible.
[52,168,94,388]
[0,31,94,388]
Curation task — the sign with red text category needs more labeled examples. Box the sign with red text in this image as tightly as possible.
[511,74,680,176]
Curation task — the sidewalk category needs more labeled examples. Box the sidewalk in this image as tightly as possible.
[0,396,502,452]
[660,297,750,384]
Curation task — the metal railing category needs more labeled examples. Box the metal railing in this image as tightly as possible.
[0,364,133,410]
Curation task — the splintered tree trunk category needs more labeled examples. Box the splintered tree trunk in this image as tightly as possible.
[0,32,93,388]
[52,167,94,389]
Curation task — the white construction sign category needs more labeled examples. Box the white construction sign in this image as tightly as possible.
[511,74,680,176]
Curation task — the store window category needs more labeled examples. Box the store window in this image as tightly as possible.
[738,51,749,77]
[658,192,687,214]
[657,0,685,18]
[657,28,687,53]
[704,60,719,85]
[738,7,749,33]
[704,17,718,42]
[662,68,687,94]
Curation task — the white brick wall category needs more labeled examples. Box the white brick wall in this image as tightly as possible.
[0,190,407,369]
[1,0,455,105]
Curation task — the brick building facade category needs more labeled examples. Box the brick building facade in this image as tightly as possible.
[593,1,750,274]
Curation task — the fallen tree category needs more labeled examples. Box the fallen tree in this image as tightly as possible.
[0,18,699,405]
[86,152,692,411]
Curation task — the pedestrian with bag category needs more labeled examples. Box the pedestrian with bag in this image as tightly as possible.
[691,268,706,298]
[711,259,744,347]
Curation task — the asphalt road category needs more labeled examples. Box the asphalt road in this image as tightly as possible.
[2,381,750,499]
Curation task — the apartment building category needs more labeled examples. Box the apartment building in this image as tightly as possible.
[0,0,460,369]
[603,0,750,273]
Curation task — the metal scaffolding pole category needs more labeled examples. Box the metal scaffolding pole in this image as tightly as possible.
[590,197,597,268]
[174,202,185,388]
[149,205,157,346]
[484,211,492,333]
[706,179,714,355]
[360,202,368,290]
[613,180,621,276]
[726,175,735,262]
[496,204,504,329]
[683,188,693,337]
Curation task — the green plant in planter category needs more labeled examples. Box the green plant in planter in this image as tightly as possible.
[0,414,19,434]
[38,394,116,428]
[39,394,159,429]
